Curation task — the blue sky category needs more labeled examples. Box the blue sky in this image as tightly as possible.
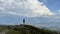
[39,0,60,13]
[0,0,60,28]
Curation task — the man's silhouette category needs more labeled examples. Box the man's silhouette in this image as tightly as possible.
[23,18,25,24]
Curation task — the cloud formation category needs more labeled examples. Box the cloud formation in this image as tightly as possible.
[0,0,55,17]
[58,10,60,14]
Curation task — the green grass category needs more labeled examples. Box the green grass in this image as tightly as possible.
[7,28,31,34]
[7,30,22,34]
[0,27,7,31]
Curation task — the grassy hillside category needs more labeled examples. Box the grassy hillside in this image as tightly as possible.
[6,24,60,34]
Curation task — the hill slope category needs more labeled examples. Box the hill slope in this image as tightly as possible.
[7,24,59,34]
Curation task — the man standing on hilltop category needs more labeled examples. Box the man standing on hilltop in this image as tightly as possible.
[23,18,25,25]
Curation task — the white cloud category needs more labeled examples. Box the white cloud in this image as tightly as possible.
[8,11,16,14]
[0,0,55,17]
[0,7,5,11]
[56,10,60,15]
[58,10,60,14]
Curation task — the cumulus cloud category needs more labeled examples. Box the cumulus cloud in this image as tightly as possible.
[0,0,55,17]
